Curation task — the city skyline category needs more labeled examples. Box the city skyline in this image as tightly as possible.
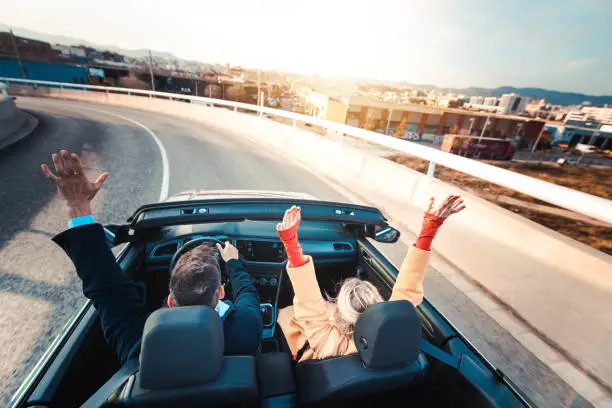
[2,0,611,95]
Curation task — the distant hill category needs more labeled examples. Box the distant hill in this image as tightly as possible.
[0,24,220,70]
[486,86,612,106]
[418,84,612,106]
[3,24,612,105]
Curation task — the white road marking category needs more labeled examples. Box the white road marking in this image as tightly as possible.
[25,99,170,202]
[93,110,169,201]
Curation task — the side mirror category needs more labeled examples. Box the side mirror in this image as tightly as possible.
[374,225,401,243]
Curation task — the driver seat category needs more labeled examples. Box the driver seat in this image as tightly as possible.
[123,306,258,408]
[295,300,429,407]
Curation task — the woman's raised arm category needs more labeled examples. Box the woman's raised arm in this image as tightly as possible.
[390,195,466,304]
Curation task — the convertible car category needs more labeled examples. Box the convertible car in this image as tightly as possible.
[10,191,534,408]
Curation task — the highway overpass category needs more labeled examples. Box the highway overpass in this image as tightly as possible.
[0,80,611,407]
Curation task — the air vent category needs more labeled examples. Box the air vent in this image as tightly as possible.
[333,242,353,251]
[152,242,179,258]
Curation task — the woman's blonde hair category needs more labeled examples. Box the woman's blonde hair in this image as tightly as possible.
[334,278,384,335]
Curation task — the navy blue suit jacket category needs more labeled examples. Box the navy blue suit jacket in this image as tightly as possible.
[53,224,262,364]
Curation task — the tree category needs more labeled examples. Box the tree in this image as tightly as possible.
[394,115,408,137]
[363,116,379,131]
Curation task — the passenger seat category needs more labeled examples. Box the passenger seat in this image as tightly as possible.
[294,300,428,406]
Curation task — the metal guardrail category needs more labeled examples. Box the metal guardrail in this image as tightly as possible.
[3,76,612,224]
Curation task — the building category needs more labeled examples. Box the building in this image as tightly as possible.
[469,96,484,105]
[525,99,568,121]
[465,93,529,115]
[581,106,612,125]
[297,87,349,123]
[298,89,545,148]
[436,96,461,108]
[0,32,55,61]
[546,115,612,149]
[498,93,529,114]
[483,97,498,106]
[51,44,87,59]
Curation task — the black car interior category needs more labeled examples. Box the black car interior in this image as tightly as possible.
[21,202,532,408]
[126,306,258,408]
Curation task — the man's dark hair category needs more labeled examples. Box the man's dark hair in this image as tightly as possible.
[169,244,222,307]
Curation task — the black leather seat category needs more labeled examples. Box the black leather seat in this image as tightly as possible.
[257,352,297,408]
[124,306,258,408]
[295,300,428,407]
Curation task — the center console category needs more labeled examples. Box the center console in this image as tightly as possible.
[235,240,286,340]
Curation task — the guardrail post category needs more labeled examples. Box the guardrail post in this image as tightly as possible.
[427,162,436,179]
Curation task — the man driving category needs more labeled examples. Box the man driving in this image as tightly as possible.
[41,149,262,364]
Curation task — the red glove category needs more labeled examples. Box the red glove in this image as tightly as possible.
[277,222,308,268]
[415,213,444,251]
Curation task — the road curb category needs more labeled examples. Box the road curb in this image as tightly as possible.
[428,246,612,406]
[0,112,39,152]
[232,119,612,405]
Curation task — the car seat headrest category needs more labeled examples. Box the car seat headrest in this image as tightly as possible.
[353,300,421,369]
[139,306,224,389]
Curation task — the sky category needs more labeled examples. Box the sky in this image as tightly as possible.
[2,0,612,94]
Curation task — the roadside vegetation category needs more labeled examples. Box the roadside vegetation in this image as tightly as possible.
[387,154,612,255]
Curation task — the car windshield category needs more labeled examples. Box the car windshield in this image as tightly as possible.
[1,2,611,408]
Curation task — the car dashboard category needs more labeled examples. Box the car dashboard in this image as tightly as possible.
[143,221,357,341]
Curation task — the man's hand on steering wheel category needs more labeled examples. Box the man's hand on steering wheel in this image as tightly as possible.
[217,241,239,262]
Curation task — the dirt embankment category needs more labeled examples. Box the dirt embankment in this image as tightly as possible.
[387,154,612,255]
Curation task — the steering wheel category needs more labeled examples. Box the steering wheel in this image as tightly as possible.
[170,237,228,284]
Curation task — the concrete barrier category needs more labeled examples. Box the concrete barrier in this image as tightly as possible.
[12,86,612,387]
[0,84,38,151]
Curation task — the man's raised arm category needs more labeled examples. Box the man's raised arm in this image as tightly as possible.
[42,150,148,363]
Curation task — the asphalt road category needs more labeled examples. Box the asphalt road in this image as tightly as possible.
[0,98,592,407]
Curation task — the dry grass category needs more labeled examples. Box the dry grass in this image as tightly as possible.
[387,154,612,255]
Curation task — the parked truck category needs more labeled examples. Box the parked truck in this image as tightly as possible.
[441,134,515,160]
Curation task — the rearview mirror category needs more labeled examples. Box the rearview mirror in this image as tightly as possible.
[374,226,400,243]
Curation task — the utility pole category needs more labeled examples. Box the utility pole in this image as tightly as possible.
[257,68,261,116]
[588,123,602,146]
[385,109,393,135]
[9,29,27,79]
[479,116,490,141]
[148,50,156,91]
[467,117,475,136]
[528,125,546,161]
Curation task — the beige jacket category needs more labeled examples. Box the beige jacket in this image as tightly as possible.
[277,246,431,361]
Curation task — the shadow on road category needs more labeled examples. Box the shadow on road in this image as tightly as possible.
[0,107,158,405]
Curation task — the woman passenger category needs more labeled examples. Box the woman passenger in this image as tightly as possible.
[276,195,465,361]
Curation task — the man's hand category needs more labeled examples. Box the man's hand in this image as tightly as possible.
[426,195,466,220]
[41,150,110,219]
[217,241,239,262]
